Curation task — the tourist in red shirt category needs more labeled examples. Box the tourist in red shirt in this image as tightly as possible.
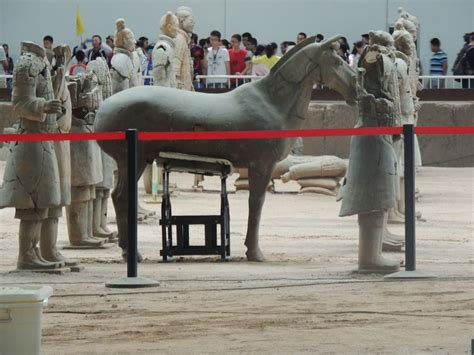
[69,50,87,76]
[228,34,247,87]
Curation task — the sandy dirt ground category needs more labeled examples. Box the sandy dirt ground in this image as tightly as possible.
[0,163,472,354]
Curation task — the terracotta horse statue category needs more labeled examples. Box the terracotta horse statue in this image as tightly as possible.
[94,35,358,262]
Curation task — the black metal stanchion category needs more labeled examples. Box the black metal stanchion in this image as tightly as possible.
[106,129,159,288]
[385,124,435,280]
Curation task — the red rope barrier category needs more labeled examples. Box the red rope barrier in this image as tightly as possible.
[138,127,403,141]
[415,126,474,135]
[0,132,125,142]
[0,126,472,142]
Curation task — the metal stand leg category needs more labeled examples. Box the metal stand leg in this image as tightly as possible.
[220,176,230,259]
[161,169,174,261]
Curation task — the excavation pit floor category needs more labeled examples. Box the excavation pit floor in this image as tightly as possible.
[0,165,472,354]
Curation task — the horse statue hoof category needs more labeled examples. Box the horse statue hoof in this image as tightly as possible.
[246,248,265,262]
[121,249,144,263]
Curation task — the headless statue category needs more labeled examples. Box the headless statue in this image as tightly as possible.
[339,32,401,274]
[0,42,69,270]
[87,58,117,241]
[66,72,105,248]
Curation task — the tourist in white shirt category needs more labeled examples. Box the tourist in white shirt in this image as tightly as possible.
[349,41,366,70]
[0,46,8,89]
[205,30,230,88]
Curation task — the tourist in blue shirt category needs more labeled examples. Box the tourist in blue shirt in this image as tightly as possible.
[428,38,448,88]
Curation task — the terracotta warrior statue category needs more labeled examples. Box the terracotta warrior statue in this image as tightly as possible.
[110,18,143,94]
[152,11,178,88]
[174,6,204,190]
[362,32,405,251]
[174,6,194,91]
[142,11,180,194]
[395,10,423,170]
[110,18,154,220]
[339,31,401,274]
[386,27,417,226]
[392,11,424,223]
[43,45,82,267]
[86,57,117,241]
[0,41,69,270]
[66,72,106,248]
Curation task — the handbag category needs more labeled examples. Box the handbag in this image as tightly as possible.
[453,46,474,80]
[453,52,466,77]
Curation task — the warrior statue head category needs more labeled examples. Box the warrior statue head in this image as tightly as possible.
[176,6,194,33]
[392,28,414,58]
[398,7,420,32]
[160,11,179,38]
[394,17,417,42]
[20,41,46,58]
[368,31,395,50]
[114,18,136,52]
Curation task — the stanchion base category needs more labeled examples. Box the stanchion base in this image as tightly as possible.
[384,270,436,280]
[105,276,160,288]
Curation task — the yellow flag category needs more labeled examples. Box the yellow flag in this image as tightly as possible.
[76,7,85,36]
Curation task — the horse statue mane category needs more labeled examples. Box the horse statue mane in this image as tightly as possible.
[270,36,317,75]
[269,35,342,84]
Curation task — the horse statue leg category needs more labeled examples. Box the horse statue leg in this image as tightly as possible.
[245,162,276,262]
[112,158,147,262]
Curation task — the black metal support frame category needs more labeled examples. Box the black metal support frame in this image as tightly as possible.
[160,163,231,261]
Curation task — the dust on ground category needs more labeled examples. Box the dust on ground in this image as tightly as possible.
[0,164,472,354]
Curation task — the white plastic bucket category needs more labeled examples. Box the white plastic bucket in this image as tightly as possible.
[0,286,53,355]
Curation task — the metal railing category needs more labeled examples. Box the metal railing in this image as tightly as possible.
[2,74,474,89]
[419,75,474,89]
[194,75,261,88]
[145,75,262,88]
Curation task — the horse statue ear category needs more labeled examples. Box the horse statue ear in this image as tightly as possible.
[321,34,342,49]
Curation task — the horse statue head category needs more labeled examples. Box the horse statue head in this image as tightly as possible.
[313,35,358,105]
[271,35,358,106]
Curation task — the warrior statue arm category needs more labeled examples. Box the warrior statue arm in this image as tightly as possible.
[12,65,61,121]
[152,46,170,86]
[174,38,187,88]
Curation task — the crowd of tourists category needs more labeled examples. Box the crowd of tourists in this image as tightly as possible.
[1,30,474,90]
